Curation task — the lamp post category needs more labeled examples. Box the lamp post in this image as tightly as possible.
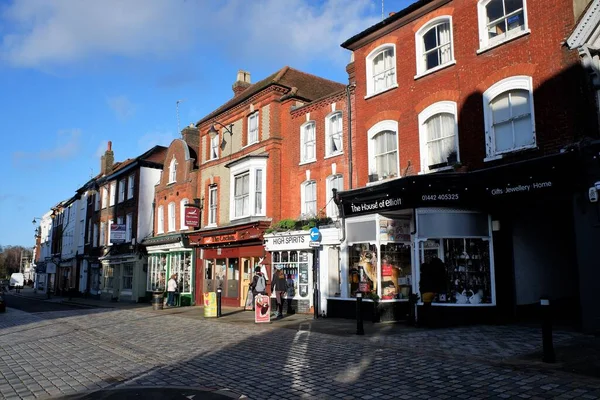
[207,121,234,156]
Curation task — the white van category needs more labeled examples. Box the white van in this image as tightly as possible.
[10,273,24,289]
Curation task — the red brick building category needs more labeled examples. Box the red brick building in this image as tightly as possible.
[332,0,600,328]
[189,68,345,307]
[143,125,200,306]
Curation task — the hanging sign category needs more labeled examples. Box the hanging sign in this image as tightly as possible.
[203,292,217,317]
[254,294,271,323]
[184,205,200,227]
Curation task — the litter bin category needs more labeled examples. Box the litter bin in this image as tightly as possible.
[152,291,164,310]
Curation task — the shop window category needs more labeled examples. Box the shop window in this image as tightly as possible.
[227,258,240,298]
[102,264,114,291]
[147,254,167,291]
[215,258,227,291]
[271,250,310,299]
[122,262,134,291]
[418,238,493,304]
[204,259,216,293]
[169,252,192,293]
[348,243,378,298]
[328,247,341,297]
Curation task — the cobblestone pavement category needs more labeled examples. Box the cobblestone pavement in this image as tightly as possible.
[1,306,600,400]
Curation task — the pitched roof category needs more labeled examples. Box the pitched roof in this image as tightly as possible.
[196,66,345,126]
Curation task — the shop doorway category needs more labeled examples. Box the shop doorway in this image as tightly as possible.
[240,258,252,306]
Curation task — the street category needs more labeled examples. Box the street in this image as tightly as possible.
[1,291,94,313]
[1,293,600,400]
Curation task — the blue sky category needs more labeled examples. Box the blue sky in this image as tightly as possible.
[0,0,413,248]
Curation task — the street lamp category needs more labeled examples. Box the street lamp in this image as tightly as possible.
[208,121,234,139]
[32,217,42,224]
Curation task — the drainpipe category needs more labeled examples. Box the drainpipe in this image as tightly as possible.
[346,84,355,190]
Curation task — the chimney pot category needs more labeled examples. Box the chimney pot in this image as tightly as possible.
[389,12,395,16]
[108,141,112,151]
[233,70,252,96]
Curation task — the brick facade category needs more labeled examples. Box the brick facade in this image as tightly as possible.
[343,0,598,187]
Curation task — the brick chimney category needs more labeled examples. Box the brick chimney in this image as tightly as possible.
[181,124,199,149]
[232,70,251,96]
[100,141,114,176]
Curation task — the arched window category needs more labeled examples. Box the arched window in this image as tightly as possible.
[418,101,459,172]
[168,158,177,183]
[366,44,397,96]
[367,120,399,182]
[415,16,454,76]
[482,76,535,159]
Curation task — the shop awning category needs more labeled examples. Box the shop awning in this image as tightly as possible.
[338,149,580,218]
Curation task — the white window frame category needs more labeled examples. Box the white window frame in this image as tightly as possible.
[326,174,344,219]
[229,158,267,221]
[100,222,106,246]
[180,198,189,230]
[325,111,343,157]
[367,120,400,183]
[126,213,133,242]
[482,75,536,161]
[168,202,176,232]
[365,43,397,97]
[109,181,116,207]
[247,112,259,145]
[127,174,134,199]
[301,180,317,218]
[87,218,92,245]
[415,16,455,78]
[300,121,316,164]
[210,133,219,160]
[418,101,460,173]
[118,179,126,203]
[157,205,164,234]
[168,157,177,184]
[477,0,529,53]
[94,192,100,211]
[208,186,218,226]
[93,223,98,247]
[101,186,108,209]
[107,219,113,246]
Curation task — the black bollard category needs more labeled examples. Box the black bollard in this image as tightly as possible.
[216,288,222,318]
[356,292,364,335]
[541,298,555,363]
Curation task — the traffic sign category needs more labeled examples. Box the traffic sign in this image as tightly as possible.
[309,241,321,248]
[309,227,321,241]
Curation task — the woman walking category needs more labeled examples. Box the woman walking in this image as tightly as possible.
[271,266,287,319]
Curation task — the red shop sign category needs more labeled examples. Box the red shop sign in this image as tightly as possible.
[184,205,200,227]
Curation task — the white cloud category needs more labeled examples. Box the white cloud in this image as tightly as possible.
[107,95,135,120]
[12,129,81,165]
[0,0,380,69]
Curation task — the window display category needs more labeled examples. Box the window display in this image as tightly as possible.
[418,238,493,304]
[348,243,378,297]
[169,252,192,293]
[271,250,310,298]
[380,243,412,299]
[147,254,167,291]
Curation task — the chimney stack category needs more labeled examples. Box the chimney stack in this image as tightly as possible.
[181,124,199,150]
[232,70,251,96]
[100,141,114,176]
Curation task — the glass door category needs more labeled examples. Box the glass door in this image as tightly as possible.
[240,258,252,306]
[226,258,239,298]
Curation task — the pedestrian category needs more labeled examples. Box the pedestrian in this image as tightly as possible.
[250,266,267,310]
[286,274,295,315]
[167,273,178,307]
[271,266,287,319]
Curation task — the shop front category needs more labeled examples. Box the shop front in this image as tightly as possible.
[264,232,315,314]
[189,221,269,307]
[335,149,583,325]
[145,235,195,306]
[98,246,147,303]
[58,259,75,295]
